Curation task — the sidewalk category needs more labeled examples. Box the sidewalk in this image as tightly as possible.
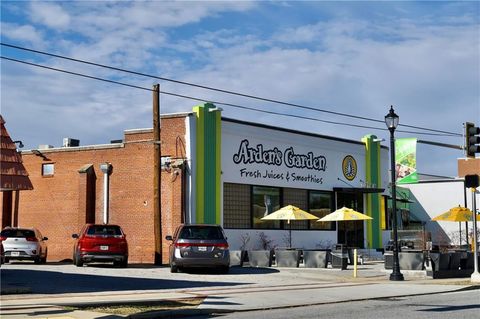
[1,262,478,319]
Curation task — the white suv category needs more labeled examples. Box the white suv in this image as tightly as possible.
[0,227,48,264]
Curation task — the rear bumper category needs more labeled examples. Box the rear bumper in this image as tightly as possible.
[173,256,230,268]
[80,252,127,263]
[4,250,39,260]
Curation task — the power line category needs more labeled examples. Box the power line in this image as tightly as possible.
[0,42,463,137]
[1,55,458,138]
[1,56,152,93]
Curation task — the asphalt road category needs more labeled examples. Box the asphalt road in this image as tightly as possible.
[194,290,480,319]
[1,261,477,319]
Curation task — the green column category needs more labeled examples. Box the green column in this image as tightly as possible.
[362,134,382,248]
[193,103,222,224]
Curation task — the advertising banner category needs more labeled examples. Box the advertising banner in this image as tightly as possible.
[395,138,418,184]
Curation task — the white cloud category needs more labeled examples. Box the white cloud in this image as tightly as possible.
[0,22,44,46]
[1,1,478,177]
[29,2,71,29]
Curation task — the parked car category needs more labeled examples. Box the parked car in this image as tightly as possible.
[72,224,128,267]
[0,227,48,264]
[0,241,4,266]
[165,224,230,273]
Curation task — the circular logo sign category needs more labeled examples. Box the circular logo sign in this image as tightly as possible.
[342,155,357,181]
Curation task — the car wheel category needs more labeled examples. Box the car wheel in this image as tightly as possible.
[220,266,230,274]
[34,256,41,264]
[74,253,84,267]
[114,258,128,268]
[170,264,178,273]
[41,250,48,264]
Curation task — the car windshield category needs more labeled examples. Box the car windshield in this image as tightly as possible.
[86,225,122,236]
[0,229,35,238]
[178,226,224,240]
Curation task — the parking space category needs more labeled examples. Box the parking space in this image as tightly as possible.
[0,261,387,297]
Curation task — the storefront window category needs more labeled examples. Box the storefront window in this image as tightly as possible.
[309,191,334,230]
[223,183,251,229]
[252,186,281,229]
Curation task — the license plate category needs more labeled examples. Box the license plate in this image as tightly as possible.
[100,245,109,251]
[11,251,20,256]
[198,246,207,252]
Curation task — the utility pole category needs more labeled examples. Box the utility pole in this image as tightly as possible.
[153,84,162,265]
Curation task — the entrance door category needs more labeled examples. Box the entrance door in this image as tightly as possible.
[336,192,364,248]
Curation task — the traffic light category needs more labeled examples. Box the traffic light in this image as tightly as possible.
[465,122,480,158]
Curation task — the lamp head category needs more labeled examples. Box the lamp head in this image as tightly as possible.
[208,106,223,112]
[385,105,399,131]
[100,162,113,174]
[13,140,24,148]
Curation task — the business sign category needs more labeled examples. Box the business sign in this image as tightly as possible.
[222,122,366,190]
[232,139,327,184]
[342,155,358,181]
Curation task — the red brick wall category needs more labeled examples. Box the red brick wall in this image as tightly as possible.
[0,114,189,264]
[458,157,480,177]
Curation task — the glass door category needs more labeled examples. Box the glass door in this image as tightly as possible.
[336,192,364,248]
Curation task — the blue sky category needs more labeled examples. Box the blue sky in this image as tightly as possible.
[1,1,479,177]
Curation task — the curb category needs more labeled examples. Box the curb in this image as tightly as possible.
[0,286,32,295]
[126,284,480,319]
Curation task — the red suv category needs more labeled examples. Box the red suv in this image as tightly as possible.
[72,224,128,268]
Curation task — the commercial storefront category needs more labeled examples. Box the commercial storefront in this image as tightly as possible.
[0,103,392,263]
[187,104,390,251]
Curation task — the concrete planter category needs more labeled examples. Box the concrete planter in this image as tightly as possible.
[303,250,329,268]
[274,250,300,267]
[399,251,424,270]
[462,252,474,270]
[248,250,272,267]
[430,252,450,271]
[448,252,461,270]
[229,250,245,267]
[384,252,393,269]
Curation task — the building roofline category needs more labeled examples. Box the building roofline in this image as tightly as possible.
[21,143,124,154]
[221,117,389,149]
[23,111,389,153]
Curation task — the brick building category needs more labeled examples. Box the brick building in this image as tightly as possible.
[0,113,188,264]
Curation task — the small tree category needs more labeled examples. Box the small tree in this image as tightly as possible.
[258,232,275,250]
[239,233,251,251]
[315,239,333,249]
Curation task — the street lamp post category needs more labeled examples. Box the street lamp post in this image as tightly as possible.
[385,106,404,281]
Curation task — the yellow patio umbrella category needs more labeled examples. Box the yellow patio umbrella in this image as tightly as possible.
[262,205,319,248]
[431,206,473,222]
[318,207,373,246]
[318,207,373,222]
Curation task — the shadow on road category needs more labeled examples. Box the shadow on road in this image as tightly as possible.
[0,263,279,295]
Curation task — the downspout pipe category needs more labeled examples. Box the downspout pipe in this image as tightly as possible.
[100,163,113,224]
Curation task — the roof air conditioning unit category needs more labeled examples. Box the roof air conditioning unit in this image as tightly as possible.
[63,138,80,147]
